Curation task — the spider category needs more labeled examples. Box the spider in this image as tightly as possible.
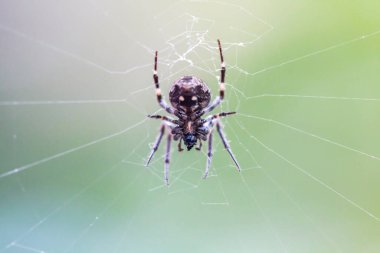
[146,39,240,184]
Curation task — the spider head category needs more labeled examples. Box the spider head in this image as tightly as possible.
[184,133,197,151]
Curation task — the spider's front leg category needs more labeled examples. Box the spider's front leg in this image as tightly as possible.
[146,124,165,166]
[145,123,174,185]
[216,121,240,171]
[203,130,213,179]
[164,134,172,185]
[195,123,212,178]
[201,118,240,178]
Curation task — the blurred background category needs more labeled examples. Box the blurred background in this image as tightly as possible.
[1,0,380,252]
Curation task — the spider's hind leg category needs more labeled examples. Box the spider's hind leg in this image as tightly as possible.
[153,51,175,115]
[201,40,226,114]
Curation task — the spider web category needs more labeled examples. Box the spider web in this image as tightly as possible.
[1,0,380,252]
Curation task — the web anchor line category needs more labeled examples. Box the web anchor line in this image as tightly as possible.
[0,119,147,179]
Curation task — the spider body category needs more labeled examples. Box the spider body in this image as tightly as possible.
[169,76,211,150]
[146,40,240,184]
[169,76,211,112]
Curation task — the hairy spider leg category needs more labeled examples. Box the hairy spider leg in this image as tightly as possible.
[153,51,175,115]
[218,39,226,100]
[203,111,236,125]
[216,121,240,171]
[145,124,165,166]
[203,39,226,114]
[203,130,213,179]
[148,114,177,125]
[164,134,172,185]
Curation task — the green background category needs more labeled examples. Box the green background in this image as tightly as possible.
[1,0,380,252]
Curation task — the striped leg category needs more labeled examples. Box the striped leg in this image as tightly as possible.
[164,134,172,185]
[203,130,213,179]
[147,114,177,125]
[203,111,236,125]
[218,39,226,100]
[216,121,240,172]
[203,39,226,114]
[146,124,165,166]
[153,51,175,115]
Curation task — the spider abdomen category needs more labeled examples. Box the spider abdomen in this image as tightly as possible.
[169,76,211,112]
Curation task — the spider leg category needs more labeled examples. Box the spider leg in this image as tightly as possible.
[203,130,213,179]
[178,138,184,152]
[202,39,226,114]
[153,51,175,115]
[218,39,226,100]
[195,140,202,151]
[216,121,240,171]
[148,114,178,125]
[145,124,165,166]
[164,134,172,185]
[203,111,236,125]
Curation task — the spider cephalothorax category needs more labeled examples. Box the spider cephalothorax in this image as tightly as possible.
[146,40,240,184]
